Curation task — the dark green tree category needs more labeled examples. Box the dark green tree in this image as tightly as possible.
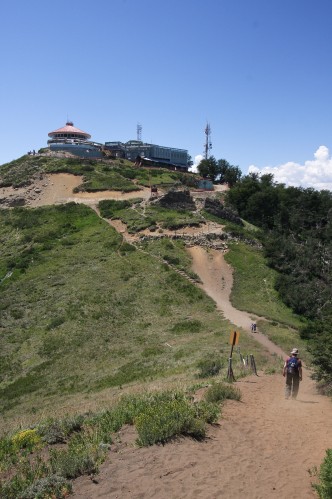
[197,156,220,182]
[218,159,242,186]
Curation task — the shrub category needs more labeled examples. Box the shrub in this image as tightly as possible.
[0,435,17,470]
[46,316,65,331]
[197,356,223,378]
[11,429,41,453]
[37,415,85,444]
[0,454,48,498]
[20,474,72,499]
[313,448,332,499]
[171,319,202,335]
[37,420,66,445]
[49,432,104,479]
[135,398,207,446]
[204,382,242,403]
[193,401,220,424]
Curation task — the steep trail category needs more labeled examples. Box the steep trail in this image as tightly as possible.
[188,246,287,358]
[73,245,332,499]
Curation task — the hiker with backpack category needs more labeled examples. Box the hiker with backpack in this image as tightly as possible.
[283,348,303,400]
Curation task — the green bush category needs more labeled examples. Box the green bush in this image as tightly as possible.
[135,398,205,446]
[197,356,223,378]
[11,429,41,453]
[0,454,48,498]
[20,474,72,499]
[37,414,85,444]
[171,319,202,335]
[313,448,332,499]
[49,432,104,479]
[0,435,17,470]
[204,382,242,403]
[192,401,220,424]
[98,199,131,218]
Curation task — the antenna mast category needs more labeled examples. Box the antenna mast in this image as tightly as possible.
[204,122,212,159]
[137,123,142,142]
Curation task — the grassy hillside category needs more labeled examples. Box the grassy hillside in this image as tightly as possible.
[0,202,271,432]
[0,155,307,430]
[0,155,197,191]
[225,243,309,362]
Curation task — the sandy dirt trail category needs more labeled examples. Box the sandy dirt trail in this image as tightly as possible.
[73,247,332,499]
[188,246,286,359]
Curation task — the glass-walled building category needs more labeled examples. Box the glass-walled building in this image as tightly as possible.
[104,140,189,170]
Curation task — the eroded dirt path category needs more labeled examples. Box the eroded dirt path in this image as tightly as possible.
[188,246,287,358]
[73,371,332,499]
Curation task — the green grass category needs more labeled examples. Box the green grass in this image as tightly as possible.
[0,155,196,191]
[99,199,204,233]
[1,203,261,430]
[224,242,308,359]
[225,242,303,328]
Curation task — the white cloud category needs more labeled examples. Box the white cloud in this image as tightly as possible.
[248,146,332,191]
[189,154,204,173]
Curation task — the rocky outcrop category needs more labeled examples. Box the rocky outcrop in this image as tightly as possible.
[156,190,196,211]
[204,198,243,226]
[0,196,26,207]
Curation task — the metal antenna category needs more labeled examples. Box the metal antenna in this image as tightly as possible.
[137,123,142,142]
[204,122,212,159]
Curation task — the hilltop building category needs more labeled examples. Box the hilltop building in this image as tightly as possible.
[47,121,103,158]
[47,122,189,170]
[104,140,189,171]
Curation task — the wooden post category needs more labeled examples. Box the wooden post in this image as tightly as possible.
[227,331,239,381]
[250,354,258,376]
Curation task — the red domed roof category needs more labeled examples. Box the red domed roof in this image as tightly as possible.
[48,121,91,139]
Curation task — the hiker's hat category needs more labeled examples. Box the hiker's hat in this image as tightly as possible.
[291,348,299,355]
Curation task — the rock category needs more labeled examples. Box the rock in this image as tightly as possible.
[0,196,26,207]
[156,189,196,211]
[204,198,243,226]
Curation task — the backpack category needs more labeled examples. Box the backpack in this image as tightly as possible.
[287,357,299,374]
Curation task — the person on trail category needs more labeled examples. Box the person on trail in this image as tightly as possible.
[283,348,302,400]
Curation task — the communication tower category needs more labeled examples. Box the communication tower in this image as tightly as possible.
[137,123,142,142]
[204,122,212,159]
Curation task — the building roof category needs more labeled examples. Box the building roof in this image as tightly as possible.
[48,121,91,139]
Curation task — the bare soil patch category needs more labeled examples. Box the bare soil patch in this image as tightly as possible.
[72,371,331,498]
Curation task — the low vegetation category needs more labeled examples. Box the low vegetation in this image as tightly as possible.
[99,198,204,233]
[0,155,197,192]
[312,449,332,499]
[0,385,239,497]
[0,203,267,431]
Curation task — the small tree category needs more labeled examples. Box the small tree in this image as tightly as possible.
[197,156,220,182]
[218,159,242,187]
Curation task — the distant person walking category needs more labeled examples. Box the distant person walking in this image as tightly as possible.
[283,348,302,399]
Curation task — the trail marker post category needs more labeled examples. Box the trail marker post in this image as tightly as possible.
[250,354,258,376]
[227,331,239,381]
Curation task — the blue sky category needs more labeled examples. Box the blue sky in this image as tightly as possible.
[1,0,332,189]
